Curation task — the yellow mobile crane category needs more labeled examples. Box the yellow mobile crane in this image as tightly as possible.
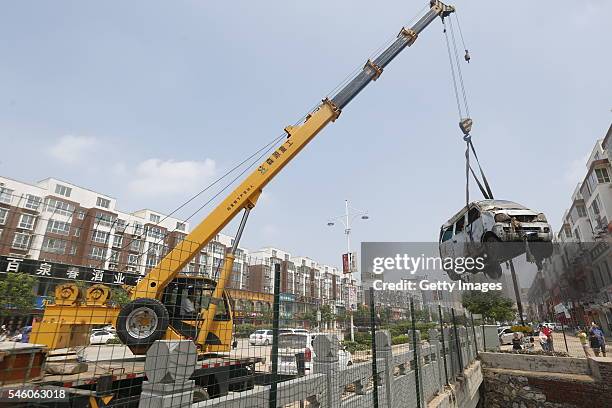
[31,1,456,356]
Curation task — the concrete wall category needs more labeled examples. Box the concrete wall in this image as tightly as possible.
[479,352,590,375]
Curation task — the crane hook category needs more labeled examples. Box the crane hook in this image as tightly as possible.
[464,49,471,63]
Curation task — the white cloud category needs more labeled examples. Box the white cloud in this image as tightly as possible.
[128,158,217,196]
[48,135,98,164]
[564,153,590,185]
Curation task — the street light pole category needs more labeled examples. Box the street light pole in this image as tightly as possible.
[344,200,353,342]
[327,199,368,342]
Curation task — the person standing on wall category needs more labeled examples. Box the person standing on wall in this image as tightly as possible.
[577,328,591,357]
[590,322,606,357]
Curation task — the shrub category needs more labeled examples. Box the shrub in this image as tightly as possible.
[342,341,371,354]
[392,334,409,345]
[354,332,372,345]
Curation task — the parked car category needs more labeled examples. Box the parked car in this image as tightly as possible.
[499,327,523,345]
[249,330,272,346]
[439,200,553,280]
[249,328,309,346]
[277,332,352,375]
[90,330,118,345]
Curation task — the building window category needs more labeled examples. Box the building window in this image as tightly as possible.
[96,197,111,209]
[69,244,77,255]
[116,219,127,231]
[109,250,119,262]
[133,223,143,236]
[77,210,85,220]
[90,246,106,260]
[576,205,587,218]
[589,196,606,230]
[147,226,164,240]
[74,227,81,237]
[128,254,139,266]
[25,194,42,210]
[176,222,185,231]
[112,235,123,248]
[130,239,142,252]
[595,167,611,184]
[54,184,72,197]
[580,183,591,201]
[146,255,157,268]
[45,198,75,217]
[0,187,14,204]
[95,212,116,228]
[42,237,67,254]
[91,230,109,244]
[18,214,36,230]
[47,219,70,235]
[0,208,7,225]
[12,233,31,250]
[150,214,160,223]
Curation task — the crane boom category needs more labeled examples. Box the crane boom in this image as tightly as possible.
[134,0,455,300]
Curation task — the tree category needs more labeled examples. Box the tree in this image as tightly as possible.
[352,304,370,327]
[320,304,335,323]
[298,310,317,327]
[0,273,36,315]
[462,291,515,322]
[109,287,131,307]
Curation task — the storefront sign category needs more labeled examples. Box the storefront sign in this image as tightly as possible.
[0,256,141,286]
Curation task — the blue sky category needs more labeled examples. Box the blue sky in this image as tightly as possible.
[1,0,610,270]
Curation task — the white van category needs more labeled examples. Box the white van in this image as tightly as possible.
[439,200,553,280]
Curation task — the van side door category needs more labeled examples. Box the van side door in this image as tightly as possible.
[439,226,455,259]
[465,206,484,256]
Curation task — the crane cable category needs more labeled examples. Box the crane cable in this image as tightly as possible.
[442,15,493,207]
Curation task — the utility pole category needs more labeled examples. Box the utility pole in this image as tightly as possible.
[327,199,369,342]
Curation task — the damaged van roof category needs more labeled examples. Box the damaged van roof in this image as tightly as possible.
[441,199,529,228]
[476,200,527,211]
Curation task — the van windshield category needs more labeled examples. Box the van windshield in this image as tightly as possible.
[279,334,307,349]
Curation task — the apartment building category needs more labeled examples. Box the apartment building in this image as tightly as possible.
[246,249,361,324]
[528,124,612,335]
[0,176,249,300]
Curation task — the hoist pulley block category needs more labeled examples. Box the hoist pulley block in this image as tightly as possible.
[459,118,473,136]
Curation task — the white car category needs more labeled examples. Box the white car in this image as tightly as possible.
[249,329,273,346]
[249,328,308,346]
[498,327,523,345]
[277,332,352,375]
[90,330,118,345]
[440,200,553,280]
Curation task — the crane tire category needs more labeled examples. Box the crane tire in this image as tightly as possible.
[116,298,169,347]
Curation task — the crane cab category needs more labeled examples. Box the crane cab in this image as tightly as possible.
[161,275,234,352]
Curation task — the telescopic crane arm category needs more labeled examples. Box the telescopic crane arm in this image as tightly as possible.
[29,1,458,354]
[133,0,455,302]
